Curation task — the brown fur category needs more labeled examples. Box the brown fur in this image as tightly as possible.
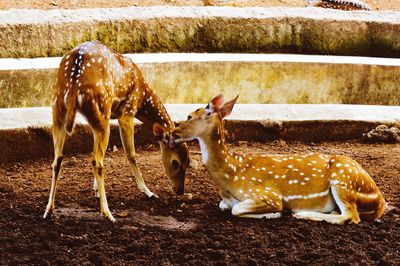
[44,41,189,222]
[173,95,385,224]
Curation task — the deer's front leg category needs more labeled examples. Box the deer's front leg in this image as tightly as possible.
[118,116,157,198]
[231,192,283,219]
[93,178,99,198]
[219,189,240,211]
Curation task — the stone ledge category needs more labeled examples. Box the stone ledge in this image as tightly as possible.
[1,104,399,162]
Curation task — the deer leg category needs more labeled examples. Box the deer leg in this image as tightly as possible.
[43,123,67,218]
[93,177,99,198]
[92,125,115,222]
[219,189,240,211]
[231,197,283,219]
[293,186,360,224]
[293,211,353,224]
[118,116,156,198]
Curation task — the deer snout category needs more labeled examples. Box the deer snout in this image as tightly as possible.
[168,132,183,148]
[168,135,178,149]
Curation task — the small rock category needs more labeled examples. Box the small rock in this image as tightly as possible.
[363,125,400,143]
[117,211,129,217]
[50,1,58,6]
[271,139,287,147]
[185,193,194,200]
[112,145,118,152]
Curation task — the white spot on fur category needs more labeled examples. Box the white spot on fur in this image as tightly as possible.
[283,188,330,202]
[63,90,69,106]
[77,94,83,107]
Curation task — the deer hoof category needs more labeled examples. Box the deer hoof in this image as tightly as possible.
[43,211,51,219]
[108,216,116,223]
[103,212,116,223]
[149,193,159,199]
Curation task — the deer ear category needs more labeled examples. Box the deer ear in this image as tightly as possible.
[221,95,239,118]
[152,123,166,138]
[205,94,224,114]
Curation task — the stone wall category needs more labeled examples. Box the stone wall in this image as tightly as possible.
[0,7,399,58]
[1,58,399,107]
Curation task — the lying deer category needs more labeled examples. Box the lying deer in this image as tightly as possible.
[43,41,189,222]
[169,94,385,224]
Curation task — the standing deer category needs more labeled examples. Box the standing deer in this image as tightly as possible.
[43,41,189,222]
[169,94,385,224]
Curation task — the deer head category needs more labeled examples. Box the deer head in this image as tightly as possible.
[153,123,190,195]
[171,94,238,145]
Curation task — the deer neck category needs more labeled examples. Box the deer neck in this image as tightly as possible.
[135,83,174,131]
[197,122,240,189]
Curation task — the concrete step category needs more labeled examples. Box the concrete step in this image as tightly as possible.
[0,7,399,58]
[1,104,399,163]
[1,104,400,129]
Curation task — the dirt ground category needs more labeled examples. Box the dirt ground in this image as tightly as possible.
[0,0,399,11]
[0,140,399,265]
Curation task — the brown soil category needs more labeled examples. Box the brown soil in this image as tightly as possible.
[0,140,399,265]
[0,0,399,11]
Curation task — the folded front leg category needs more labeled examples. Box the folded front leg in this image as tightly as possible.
[219,189,240,211]
[231,196,283,219]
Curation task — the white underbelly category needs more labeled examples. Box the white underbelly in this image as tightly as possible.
[290,194,337,213]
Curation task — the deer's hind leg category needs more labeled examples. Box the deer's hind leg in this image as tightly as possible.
[293,186,360,224]
[43,115,67,218]
[118,116,156,198]
[91,121,115,222]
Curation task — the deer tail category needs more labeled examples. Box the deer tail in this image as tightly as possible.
[64,87,78,135]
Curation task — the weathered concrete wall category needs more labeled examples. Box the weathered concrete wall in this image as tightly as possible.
[1,104,399,162]
[1,56,399,107]
[1,120,392,163]
[0,7,399,58]
[0,69,56,108]
[146,61,400,105]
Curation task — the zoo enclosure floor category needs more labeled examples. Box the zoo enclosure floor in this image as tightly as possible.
[0,141,399,265]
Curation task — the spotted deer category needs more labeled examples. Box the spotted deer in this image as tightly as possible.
[307,0,370,10]
[170,94,385,224]
[43,41,189,222]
